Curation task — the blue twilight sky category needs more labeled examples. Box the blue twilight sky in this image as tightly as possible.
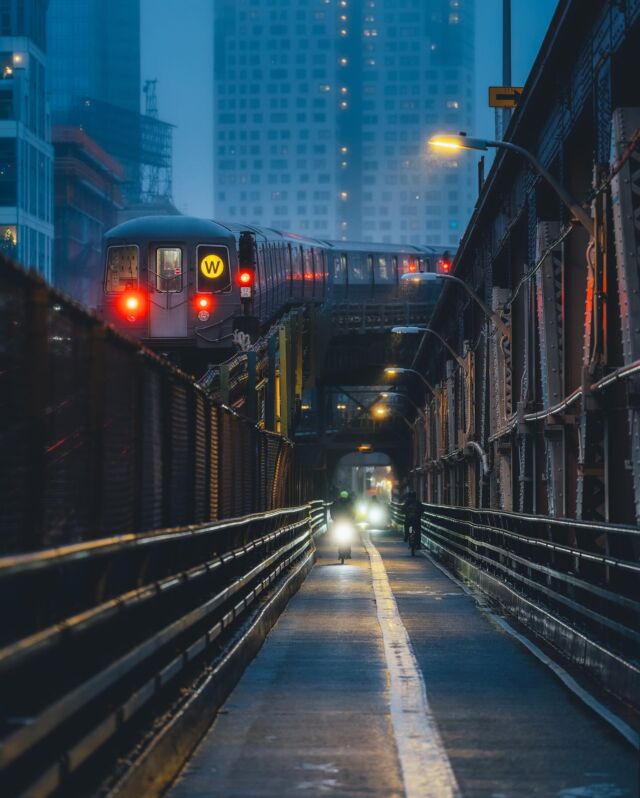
[141,0,559,220]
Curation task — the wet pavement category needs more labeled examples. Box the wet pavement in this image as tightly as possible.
[168,529,638,798]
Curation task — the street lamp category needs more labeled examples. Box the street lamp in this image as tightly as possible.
[428,133,594,236]
[391,326,469,373]
[371,403,414,431]
[380,390,427,421]
[383,366,435,393]
[399,272,510,339]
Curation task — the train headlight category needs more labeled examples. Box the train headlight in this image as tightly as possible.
[117,289,146,322]
[194,294,214,321]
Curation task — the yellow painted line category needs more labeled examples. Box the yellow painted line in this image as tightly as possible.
[363,533,460,798]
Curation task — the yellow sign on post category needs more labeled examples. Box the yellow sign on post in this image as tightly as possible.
[488,86,523,108]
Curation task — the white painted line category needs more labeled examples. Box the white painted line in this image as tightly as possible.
[363,533,460,798]
[420,549,640,751]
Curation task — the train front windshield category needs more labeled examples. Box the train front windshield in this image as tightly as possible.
[105,245,139,292]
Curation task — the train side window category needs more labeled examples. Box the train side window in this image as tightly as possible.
[392,256,398,281]
[155,247,183,292]
[303,247,313,281]
[399,256,418,276]
[105,245,138,293]
[333,254,346,284]
[349,252,367,284]
[376,256,393,283]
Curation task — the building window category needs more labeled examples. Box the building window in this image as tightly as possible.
[0,138,16,206]
[0,224,16,257]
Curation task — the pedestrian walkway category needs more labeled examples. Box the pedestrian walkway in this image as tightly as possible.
[168,530,637,798]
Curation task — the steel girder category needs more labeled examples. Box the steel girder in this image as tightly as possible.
[610,106,640,523]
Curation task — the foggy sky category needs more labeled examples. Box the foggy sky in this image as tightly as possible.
[141,0,558,220]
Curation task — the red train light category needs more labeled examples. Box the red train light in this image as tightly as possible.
[117,289,146,321]
[194,294,213,312]
[407,261,418,273]
[438,258,451,273]
[237,268,255,287]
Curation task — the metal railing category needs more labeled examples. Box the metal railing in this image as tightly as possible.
[391,501,640,709]
[0,501,327,797]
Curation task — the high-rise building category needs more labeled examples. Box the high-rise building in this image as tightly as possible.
[47,0,173,205]
[52,127,124,308]
[213,0,475,246]
[0,0,54,278]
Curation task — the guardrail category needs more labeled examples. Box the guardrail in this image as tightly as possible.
[0,501,327,797]
[391,501,640,710]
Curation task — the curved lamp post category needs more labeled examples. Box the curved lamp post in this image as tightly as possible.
[400,272,510,339]
[391,326,469,373]
[428,133,594,237]
[379,390,427,422]
[383,366,435,394]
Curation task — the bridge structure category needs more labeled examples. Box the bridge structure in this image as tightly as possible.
[1,2,639,796]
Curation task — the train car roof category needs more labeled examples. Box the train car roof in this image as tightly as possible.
[104,216,235,241]
[220,221,327,248]
[104,216,455,260]
[323,240,431,254]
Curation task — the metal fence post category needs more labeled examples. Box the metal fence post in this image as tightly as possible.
[279,325,289,438]
[88,324,106,536]
[247,350,257,421]
[266,335,277,431]
[25,283,48,549]
[219,364,230,405]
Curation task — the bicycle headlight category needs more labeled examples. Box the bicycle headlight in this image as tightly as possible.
[334,522,354,543]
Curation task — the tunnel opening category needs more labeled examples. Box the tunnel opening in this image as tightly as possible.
[331,451,397,503]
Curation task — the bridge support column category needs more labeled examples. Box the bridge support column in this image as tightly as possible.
[610,106,640,524]
[266,336,277,431]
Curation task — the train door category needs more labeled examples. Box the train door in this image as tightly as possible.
[149,244,188,337]
[333,253,347,300]
[287,243,294,298]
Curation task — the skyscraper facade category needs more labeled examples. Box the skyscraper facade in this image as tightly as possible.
[47,0,140,118]
[47,0,143,201]
[47,0,173,207]
[213,0,475,246]
[0,0,54,278]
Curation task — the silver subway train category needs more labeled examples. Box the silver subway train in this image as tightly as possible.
[101,215,448,357]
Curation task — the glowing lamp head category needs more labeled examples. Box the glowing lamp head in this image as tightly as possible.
[384,368,399,378]
[428,133,490,153]
[429,136,463,152]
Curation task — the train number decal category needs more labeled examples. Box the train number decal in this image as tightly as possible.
[197,245,231,293]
